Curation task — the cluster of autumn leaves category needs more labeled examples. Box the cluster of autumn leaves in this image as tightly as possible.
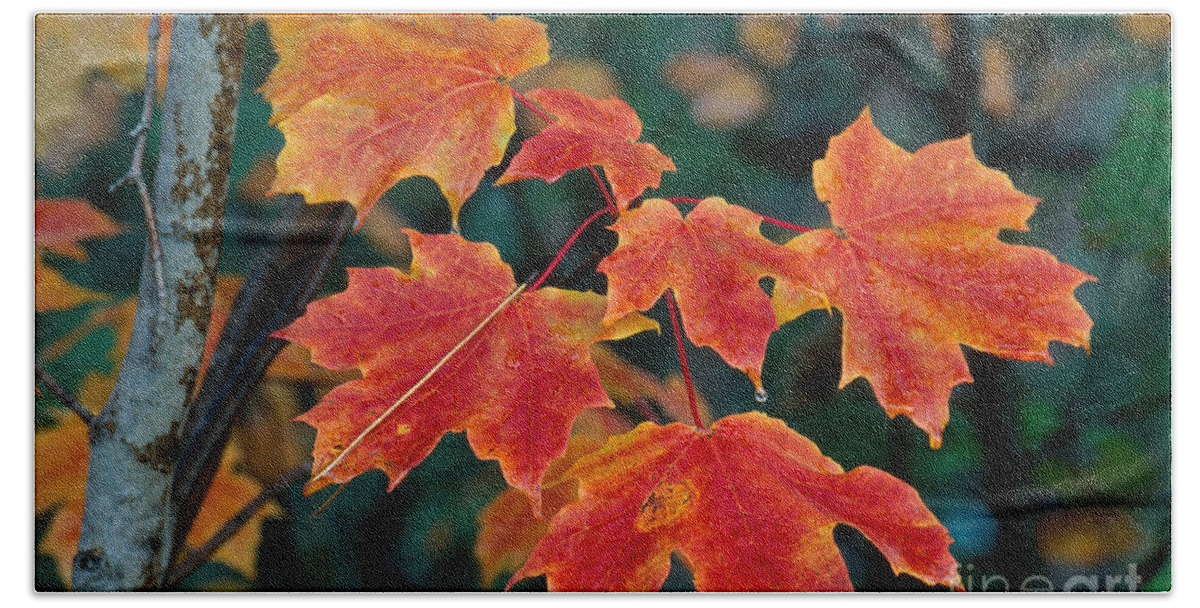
[36,14,1096,591]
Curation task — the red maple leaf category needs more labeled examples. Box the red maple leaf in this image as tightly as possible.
[598,197,796,391]
[274,230,656,510]
[496,88,675,208]
[34,197,120,312]
[773,109,1095,446]
[261,15,549,227]
[511,412,961,591]
[35,198,122,261]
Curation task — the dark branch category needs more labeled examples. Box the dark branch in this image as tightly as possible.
[168,197,356,569]
[166,464,309,587]
[35,364,94,425]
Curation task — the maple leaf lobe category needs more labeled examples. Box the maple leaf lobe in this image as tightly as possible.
[775,108,1095,447]
[599,197,796,390]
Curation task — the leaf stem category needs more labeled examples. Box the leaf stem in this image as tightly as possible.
[529,207,611,291]
[511,88,551,122]
[588,166,620,215]
[664,290,703,429]
[664,197,813,233]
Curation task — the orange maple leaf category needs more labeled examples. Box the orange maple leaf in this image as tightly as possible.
[274,230,656,510]
[773,109,1095,447]
[598,197,797,391]
[510,411,961,591]
[35,412,281,585]
[34,198,121,312]
[35,251,108,313]
[34,198,122,261]
[496,88,676,208]
[261,15,549,228]
[39,276,242,379]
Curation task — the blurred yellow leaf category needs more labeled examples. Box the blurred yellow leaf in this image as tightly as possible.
[1118,14,1170,47]
[36,414,280,584]
[35,251,108,313]
[511,58,622,134]
[980,37,1017,118]
[664,53,769,130]
[1037,508,1140,568]
[923,14,952,57]
[737,15,802,69]
[235,379,311,486]
[34,15,170,171]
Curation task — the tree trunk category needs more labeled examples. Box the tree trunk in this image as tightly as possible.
[71,14,246,591]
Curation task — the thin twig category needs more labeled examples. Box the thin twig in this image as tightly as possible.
[110,14,166,304]
[587,166,620,215]
[166,463,310,587]
[35,364,95,425]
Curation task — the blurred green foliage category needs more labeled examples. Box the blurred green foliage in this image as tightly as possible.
[35,14,1169,591]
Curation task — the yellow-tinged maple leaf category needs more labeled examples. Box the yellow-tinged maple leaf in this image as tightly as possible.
[510,412,961,591]
[35,251,108,313]
[261,14,549,228]
[591,345,712,427]
[39,276,241,376]
[476,435,605,588]
[475,352,710,586]
[34,198,121,313]
[773,109,1095,447]
[35,413,281,585]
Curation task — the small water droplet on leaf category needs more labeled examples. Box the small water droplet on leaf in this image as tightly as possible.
[754,387,769,403]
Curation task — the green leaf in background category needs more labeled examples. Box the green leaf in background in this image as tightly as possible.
[1079,84,1170,268]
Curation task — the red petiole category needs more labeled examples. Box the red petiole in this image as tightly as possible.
[665,289,704,429]
[528,207,611,291]
[511,88,550,121]
[514,92,808,427]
